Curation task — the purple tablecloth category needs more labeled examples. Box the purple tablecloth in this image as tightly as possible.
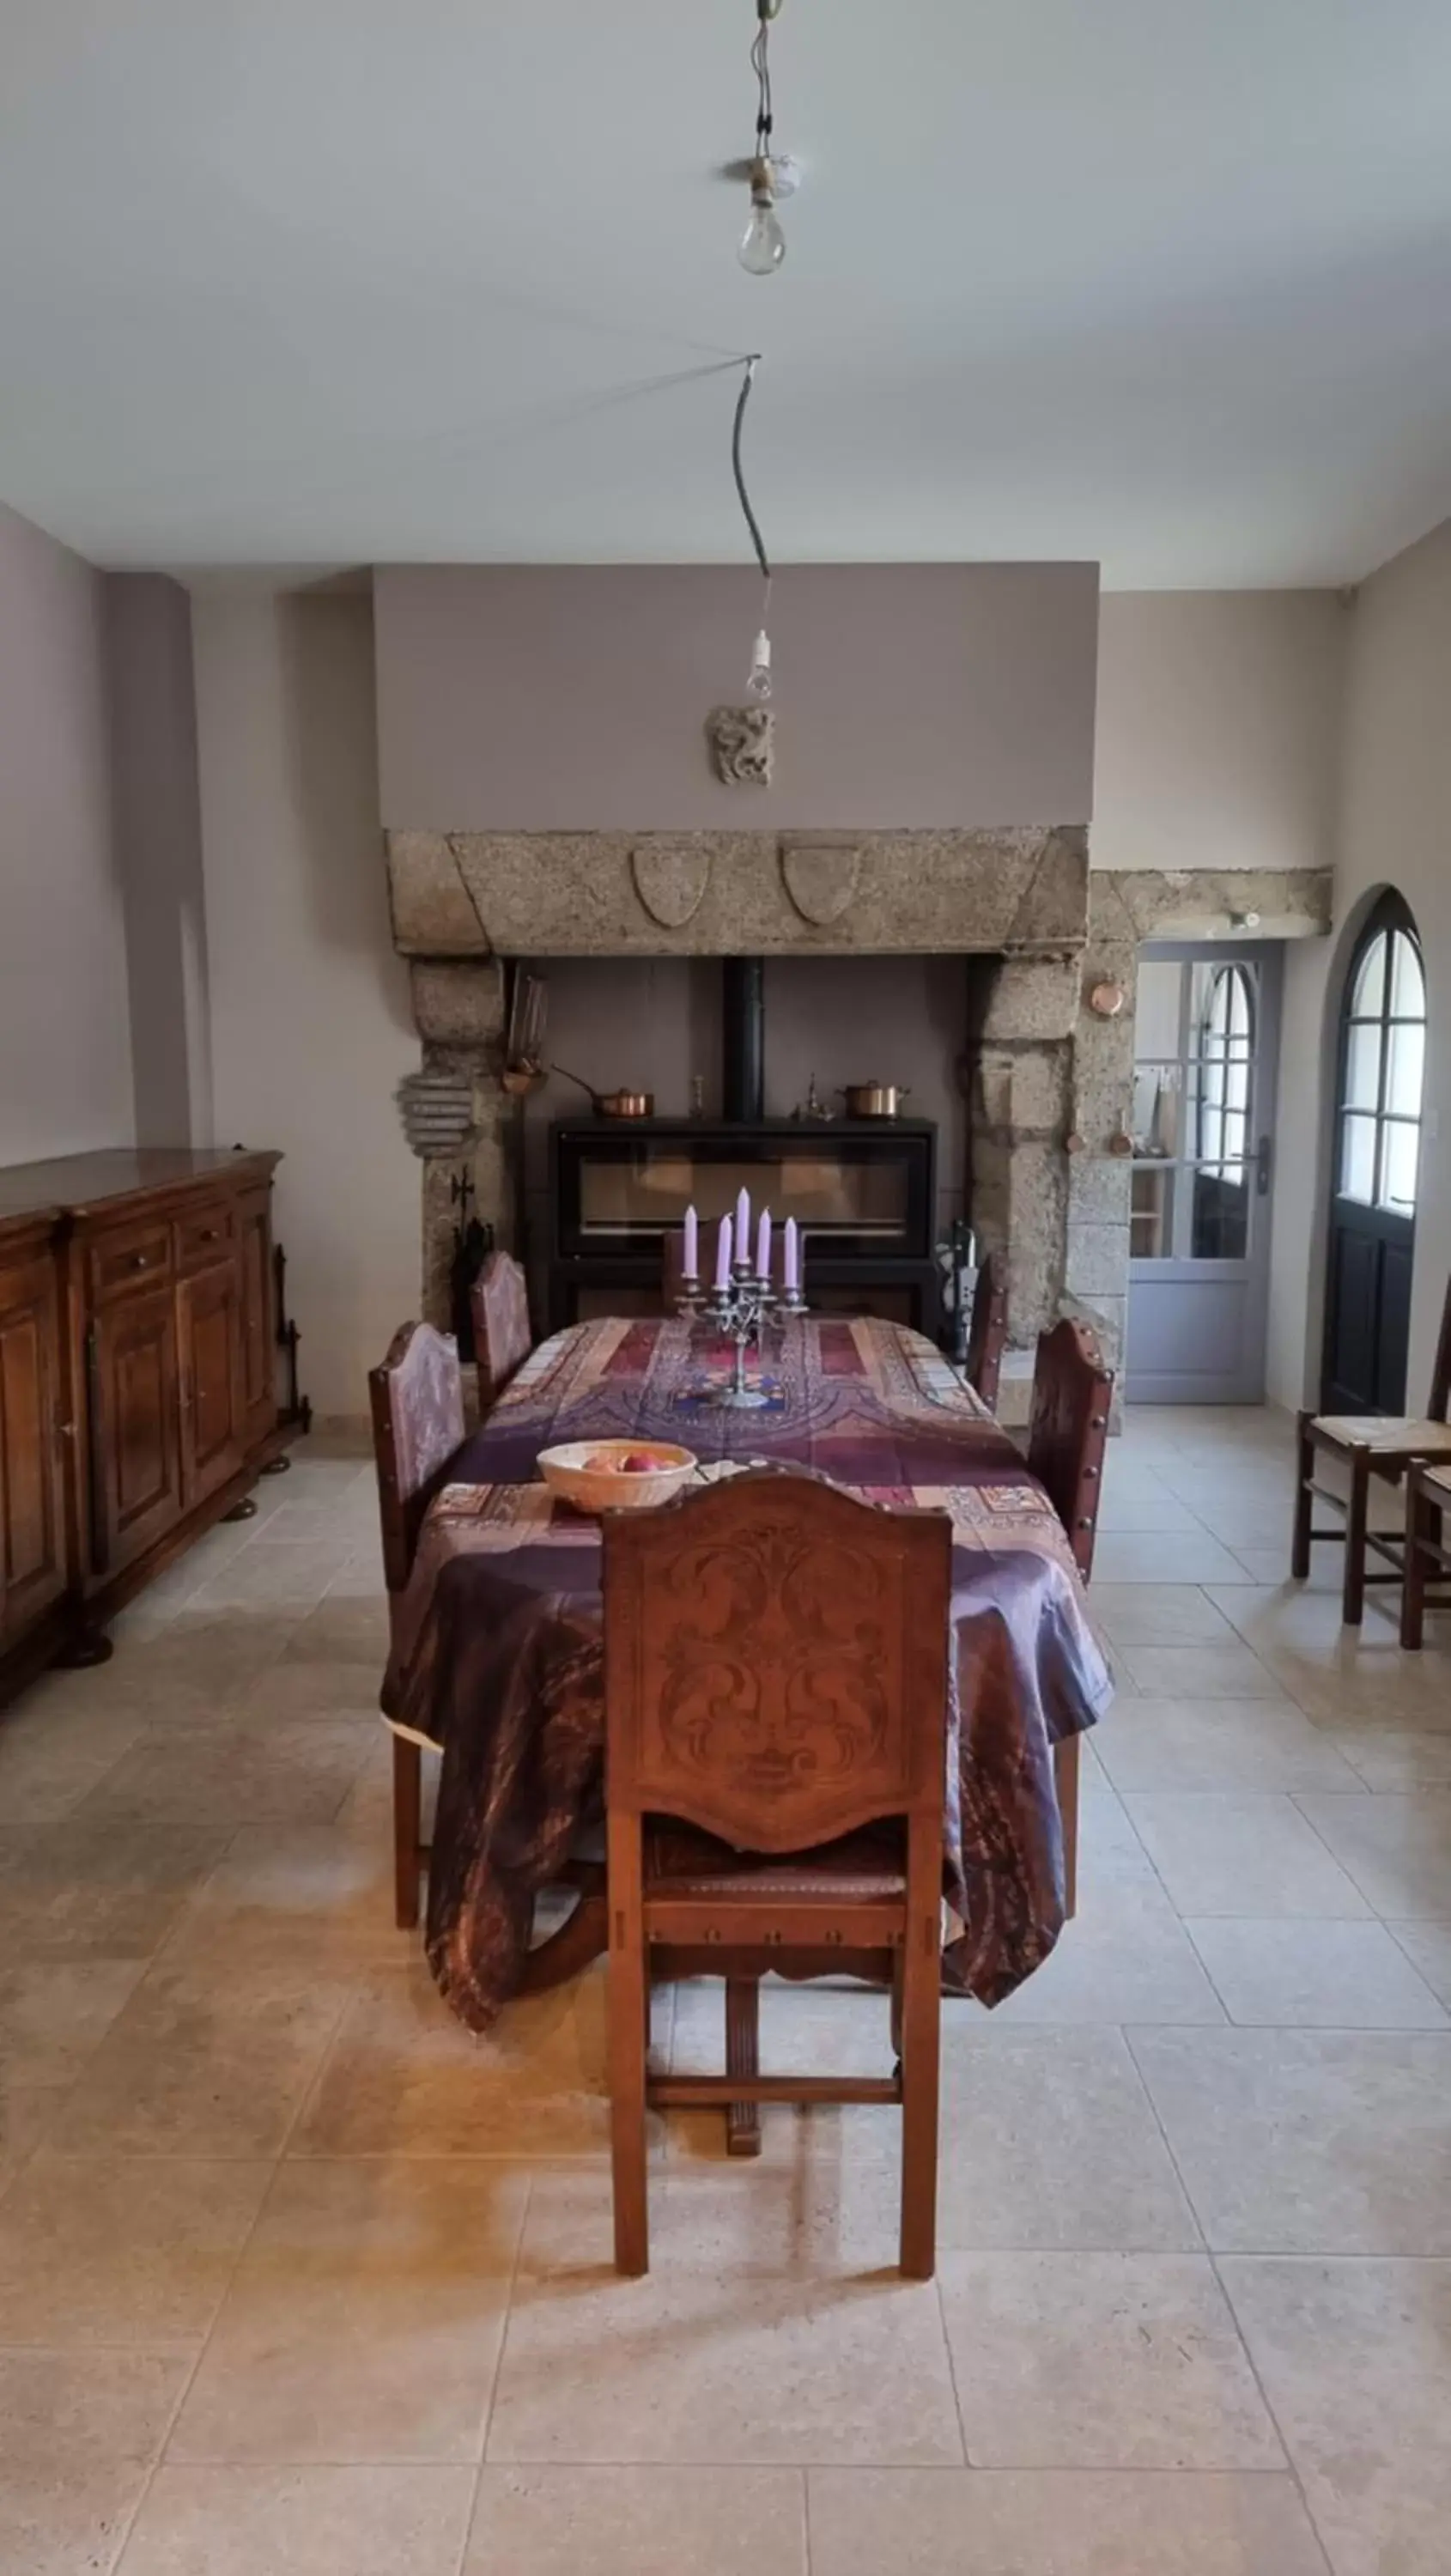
[385,1317,1113,2031]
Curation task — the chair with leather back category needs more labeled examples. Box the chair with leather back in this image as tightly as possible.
[602,1469,951,2279]
[1025,1315,1115,1918]
[470,1250,534,1415]
[1294,1271,1451,1624]
[368,1321,465,1929]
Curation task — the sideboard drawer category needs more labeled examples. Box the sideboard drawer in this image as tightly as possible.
[88,1221,173,1303]
[175,1202,234,1273]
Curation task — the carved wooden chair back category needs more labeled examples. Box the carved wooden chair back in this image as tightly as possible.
[470,1251,533,1413]
[964,1250,1009,1412]
[603,1470,951,2276]
[1026,1316,1114,1581]
[368,1321,466,1596]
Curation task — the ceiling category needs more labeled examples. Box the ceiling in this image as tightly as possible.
[3,1,1451,585]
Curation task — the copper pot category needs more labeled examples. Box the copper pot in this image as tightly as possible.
[840,1081,911,1119]
[553,1067,655,1120]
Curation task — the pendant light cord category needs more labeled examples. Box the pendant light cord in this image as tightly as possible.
[732,355,772,610]
[751,11,774,153]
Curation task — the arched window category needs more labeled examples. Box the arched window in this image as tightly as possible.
[1196,963,1255,1176]
[1337,898,1426,1213]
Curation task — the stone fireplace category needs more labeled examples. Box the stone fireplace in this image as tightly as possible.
[386,824,1333,1401]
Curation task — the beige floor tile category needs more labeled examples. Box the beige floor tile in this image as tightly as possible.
[933,2026,1199,2249]
[1222,2256,1451,2576]
[0,2082,59,2196]
[282,1594,392,1666]
[937,2251,1282,2470]
[1090,1586,1240,1647]
[160,1823,410,1972]
[465,2466,807,2574]
[1131,2026,1451,2252]
[1185,1917,1448,2028]
[0,1699,149,1820]
[806,2467,1329,2575]
[0,2348,188,2576]
[1207,1589,1451,1729]
[1114,1644,1289,1701]
[1096,1698,1363,1793]
[55,1609,291,1713]
[1095,1494,1206,1534]
[1385,1919,1451,2007]
[0,2157,270,2341]
[1089,1533,1254,1587]
[0,1820,232,1963]
[52,1960,352,2155]
[235,1656,387,1722]
[485,2165,963,2467]
[188,1538,357,1616]
[294,1957,613,2159]
[0,1958,148,2084]
[170,2159,528,2464]
[1122,1794,1372,1917]
[992,1880,1227,2026]
[74,1716,373,1828]
[1293,1792,1451,1917]
[1333,1728,1451,1789]
[118,2465,475,2576]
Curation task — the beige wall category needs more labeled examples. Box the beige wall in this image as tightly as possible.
[1267,520,1451,1410]
[1095,590,1345,874]
[0,502,133,1163]
[106,573,212,1145]
[191,586,420,1419]
[374,563,1099,831]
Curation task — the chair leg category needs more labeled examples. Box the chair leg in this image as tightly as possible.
[608,1818,649,2276]
[726,1976,762,2159]
[1291,1412,1315,1580]
[1402,1483,1430,1649]
[1053,1734,1081,1921]
[1344,1449,1371,1625]
[898,1844,942,2281]
[392,1735,422,1930]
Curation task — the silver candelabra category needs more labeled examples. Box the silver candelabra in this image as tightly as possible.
[676,1264,806,1408]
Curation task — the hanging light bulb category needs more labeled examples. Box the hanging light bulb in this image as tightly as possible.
[739,158,786,275]
[738,0,786,276]
[747,628,773,699]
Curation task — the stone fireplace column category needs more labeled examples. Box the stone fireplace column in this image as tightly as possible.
[404,959,515,1329]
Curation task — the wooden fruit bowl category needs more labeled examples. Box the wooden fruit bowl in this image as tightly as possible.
[537,1440,697,1514]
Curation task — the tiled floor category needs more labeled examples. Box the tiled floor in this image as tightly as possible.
[1,1408,1448,2573]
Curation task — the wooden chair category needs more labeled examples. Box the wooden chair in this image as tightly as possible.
[603,1471,951,2279]
[964,1250,1009,1411]
[1026,1315,1115,1921]
[1399,1460,1451,1648]
[470,1250,533,1415]
[368,1321,465,1929]
[1293,1275,1451,1624]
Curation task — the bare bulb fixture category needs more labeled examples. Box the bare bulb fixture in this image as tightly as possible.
[739,0,786,275]
[739,158,786,275]
[746,628,773,698]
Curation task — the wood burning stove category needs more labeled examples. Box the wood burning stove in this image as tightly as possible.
[547,1115,939,1334]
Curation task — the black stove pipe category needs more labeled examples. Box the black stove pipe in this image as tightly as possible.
[721,957,765,1123]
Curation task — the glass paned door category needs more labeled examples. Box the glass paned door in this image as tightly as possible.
[1321,894,1426,1413]
[1126,944,1282,1403]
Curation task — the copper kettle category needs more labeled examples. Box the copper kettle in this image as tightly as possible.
[840,1081,912,1119]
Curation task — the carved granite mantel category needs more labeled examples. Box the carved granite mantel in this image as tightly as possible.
[386,826,1090,959]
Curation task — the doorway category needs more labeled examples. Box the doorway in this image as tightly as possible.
[1126,942,1282,1403]
[1320,890,1426,1413]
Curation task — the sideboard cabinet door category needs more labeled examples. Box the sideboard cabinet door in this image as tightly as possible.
[0,1252,67,1646]
[88,1285,184,1577]
[178,1259,244,1508]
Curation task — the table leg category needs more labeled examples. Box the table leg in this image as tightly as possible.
[518,1877,610,1996]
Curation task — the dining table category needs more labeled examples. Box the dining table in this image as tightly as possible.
[383,1311,1114,2034]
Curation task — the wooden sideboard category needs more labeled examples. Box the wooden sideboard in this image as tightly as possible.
[0,1147,298,1705]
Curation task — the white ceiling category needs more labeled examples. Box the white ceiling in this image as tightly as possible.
[3,1,1451,584]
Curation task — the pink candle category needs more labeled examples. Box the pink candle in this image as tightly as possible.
[756,1208,772,1281]
[682,1204,698,1281]
[713,1212,733,1290]
[735,1186,750,1263]
[783,1217,799,1295]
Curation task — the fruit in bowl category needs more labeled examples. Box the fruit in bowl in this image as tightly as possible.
[537,1439,698,1513]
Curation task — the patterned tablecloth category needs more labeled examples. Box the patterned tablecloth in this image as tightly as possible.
[385,1315,1114,2032]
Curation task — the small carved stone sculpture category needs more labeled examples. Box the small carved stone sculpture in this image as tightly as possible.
[706,702,774,787]
[396,1065,477,1159]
